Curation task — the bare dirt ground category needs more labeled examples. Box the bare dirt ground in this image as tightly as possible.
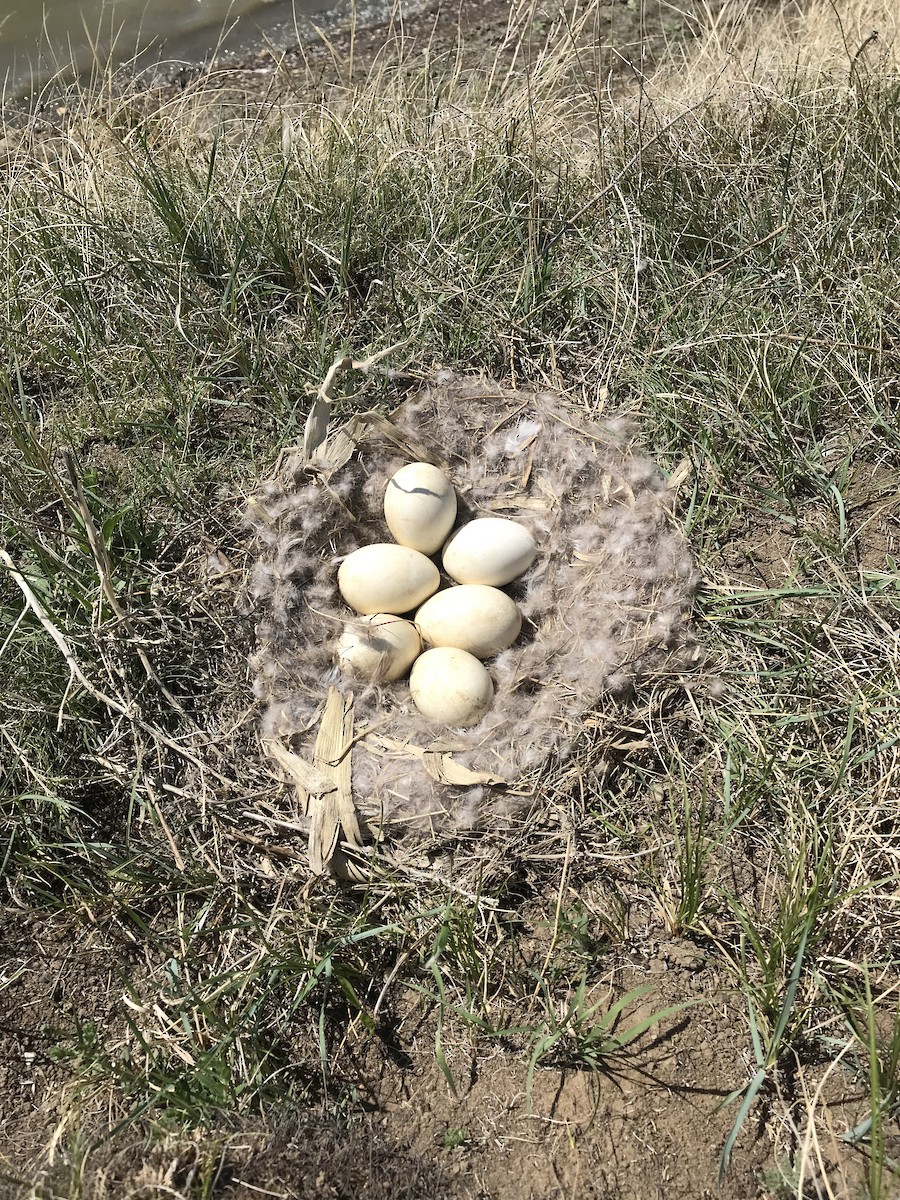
[0,856,877,1198]
[121,0,712,113]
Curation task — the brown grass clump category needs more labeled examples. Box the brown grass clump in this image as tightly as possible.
[246,372,700,869]
[651,0,899,107]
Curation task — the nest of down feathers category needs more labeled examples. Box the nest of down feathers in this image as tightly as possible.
[247,370,700,877]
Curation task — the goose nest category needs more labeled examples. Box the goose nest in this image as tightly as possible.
[246,371,700,873]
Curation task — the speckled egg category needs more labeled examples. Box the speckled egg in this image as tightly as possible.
[409,647,494,727]
[337,614,422,682]
[415,585,521,659]
[384,462,457,555]
[442,517,537,586]
[337,544,440,615]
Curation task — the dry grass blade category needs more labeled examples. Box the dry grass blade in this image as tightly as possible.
[0,547,231,784]
[261,738,335,812]
[357,412,445,467]
[302,395,332,461]
[62,451,190,718]
[302,340,416,464]
[308,687,360,874]
[368,734,507,788]
[307,414,370,476]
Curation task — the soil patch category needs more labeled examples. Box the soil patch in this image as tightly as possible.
[0,911,131,1176]
[0,895,874,1198]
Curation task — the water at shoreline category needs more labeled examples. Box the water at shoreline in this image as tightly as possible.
[0,0,339,95]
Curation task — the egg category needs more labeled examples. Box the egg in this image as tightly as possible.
[338,544,440,615]
[383,462,457,554]
[337,614,421,682]
[442,517,537,586]
[415,585,521,659]
[409,647,494,727]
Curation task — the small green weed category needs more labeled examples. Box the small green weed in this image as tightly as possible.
[441,1127,470,1151]
[833,972,900,1199]
[525,980,694,1105]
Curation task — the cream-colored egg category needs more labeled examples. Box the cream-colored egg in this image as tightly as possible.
[384,462,457,554]
[415,585,521,659]
[338,544,439,615]
[337,614,421,682]
[442,518,537,586]
[409,647,494,727]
